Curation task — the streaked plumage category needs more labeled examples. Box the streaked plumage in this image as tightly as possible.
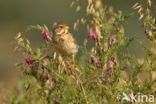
[52,22,78,60]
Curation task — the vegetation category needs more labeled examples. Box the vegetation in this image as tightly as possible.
[8,0,156,103]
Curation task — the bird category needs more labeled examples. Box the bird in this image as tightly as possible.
[52,22,78,63]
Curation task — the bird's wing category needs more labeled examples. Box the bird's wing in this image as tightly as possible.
[68,33,79,48]
[67,33,77,44]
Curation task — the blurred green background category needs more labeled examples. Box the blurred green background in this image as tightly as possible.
[0,0,155,101]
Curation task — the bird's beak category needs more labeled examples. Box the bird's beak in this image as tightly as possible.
[65,25,69,30]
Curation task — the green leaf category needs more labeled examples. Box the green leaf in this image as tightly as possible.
[43,24,49,32]
[34,48,41,60]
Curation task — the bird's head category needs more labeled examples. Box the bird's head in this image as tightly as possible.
[52,22,69,35]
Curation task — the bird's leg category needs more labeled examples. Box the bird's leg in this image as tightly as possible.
[68,54,76,73]
[72,54,75,64]
[71,54,80,73]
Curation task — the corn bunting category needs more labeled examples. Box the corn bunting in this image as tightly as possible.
[52,22,78,62]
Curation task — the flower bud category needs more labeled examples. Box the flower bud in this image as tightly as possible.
[108,57,117,69]
[25,56,35,66]
[90,55,99,65]
[41,31,51,41]
[88,29,97,41]
[108,35,114,47]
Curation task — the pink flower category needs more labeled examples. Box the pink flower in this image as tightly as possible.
[90,55,99,65]
[108,35,114,47]
[88,29,97,41]
[108,57,117,69]
[25,56,35,66]
[41,31,51,41]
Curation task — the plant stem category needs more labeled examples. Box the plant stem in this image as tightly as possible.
[74,71,89,104]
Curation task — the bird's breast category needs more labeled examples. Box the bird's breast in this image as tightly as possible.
[53,35,78,55]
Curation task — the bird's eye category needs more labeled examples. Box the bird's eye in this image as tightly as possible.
[59,25,63,28]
